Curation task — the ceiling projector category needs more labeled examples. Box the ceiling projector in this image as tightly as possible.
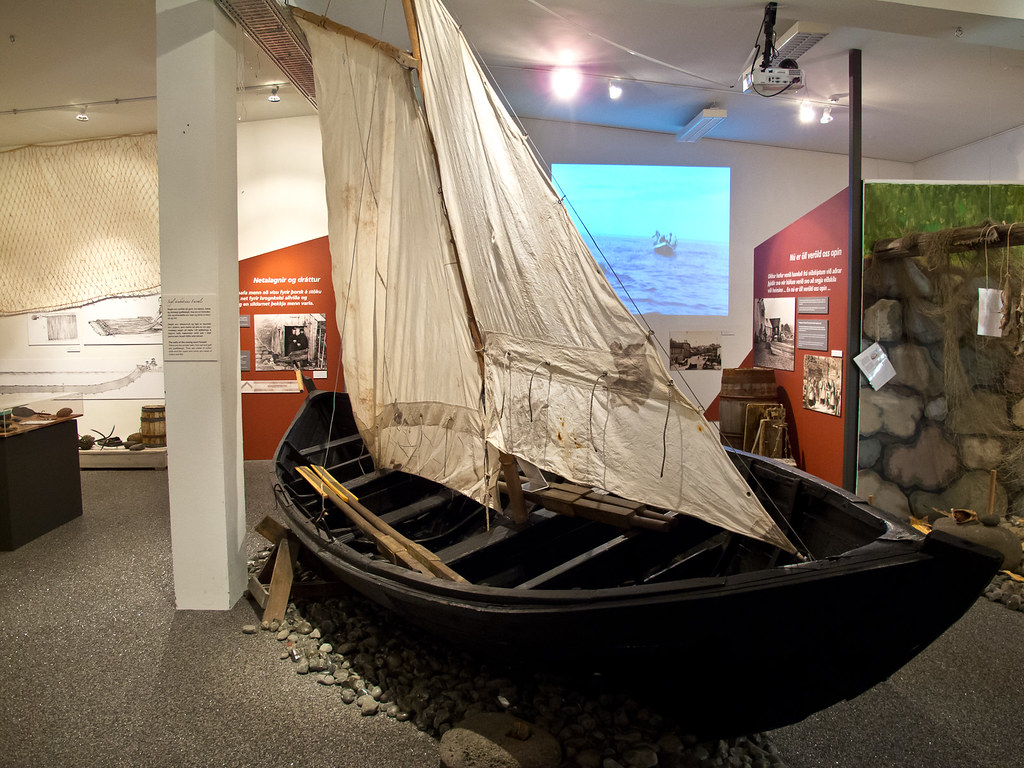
[741,66,804,95]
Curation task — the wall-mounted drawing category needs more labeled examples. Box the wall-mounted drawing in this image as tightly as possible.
[82,295,162,345]
[28,312,80,345]
[0,357,164,403]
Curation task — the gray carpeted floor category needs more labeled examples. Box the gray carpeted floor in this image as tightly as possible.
[1,461,1021,767]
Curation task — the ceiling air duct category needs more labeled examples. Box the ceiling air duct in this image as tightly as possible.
[216,0,316,107]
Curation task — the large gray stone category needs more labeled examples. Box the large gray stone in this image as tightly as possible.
[959,436,1003,470]
[944,470,1008,519]
[884,425,959,491]
[903,299,945,344]
[909,489,948,521]
[863,258,933,301]
[440,713,561,768]
[857,470,910,519]
[933,517,1021,570]
[859,388,923,439]
[1011,397,1024,428]
[858,437,882,468]
[1004,358,1024,395]
[889,343,945,397]
[961,345,1008,389]
[925,396,948,422]
[863,299,903,342]
[947,391,1010,435]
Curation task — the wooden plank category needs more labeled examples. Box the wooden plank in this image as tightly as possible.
[255,515,288,545]
[247,574,270,609]
[573,497,635,527]
[515,533,632,590]
[263,536,296,624]
[499,452,529,524]
[502,480,670,531]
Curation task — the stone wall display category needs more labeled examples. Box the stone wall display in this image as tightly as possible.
[860,182,1024,526]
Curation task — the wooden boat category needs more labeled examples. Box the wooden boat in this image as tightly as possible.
[275,392,998,735]
[273,0,1001,735]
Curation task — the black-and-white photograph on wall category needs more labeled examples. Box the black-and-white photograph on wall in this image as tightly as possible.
[253,314,328,372]
[753,297,795,371]
[803,354,842,417]
[669,332,722,370]
[27,312,79,345]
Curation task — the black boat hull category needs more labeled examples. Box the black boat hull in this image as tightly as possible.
[274,391,1000,734]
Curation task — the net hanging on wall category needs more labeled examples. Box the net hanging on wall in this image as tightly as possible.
[0,134,160,316]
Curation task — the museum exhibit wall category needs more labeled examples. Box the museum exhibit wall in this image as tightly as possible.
[523,117,912,410]
[857,181,1024,523]
[750,189,850,487]
[0,113,916,457]
[913,123,1024,183]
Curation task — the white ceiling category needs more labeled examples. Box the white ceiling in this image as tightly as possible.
[4,0,1024,163]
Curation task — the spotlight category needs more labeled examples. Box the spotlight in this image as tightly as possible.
[799,100,815,124]
[75,106,89,121]
[820,106,833,124]
[268,86,281,103]
[608,80,622,100]
[551,67,582,100]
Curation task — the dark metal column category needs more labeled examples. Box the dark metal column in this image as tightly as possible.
[843,49,863,493]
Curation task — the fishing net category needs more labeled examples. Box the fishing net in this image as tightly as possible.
[0,134,160,315]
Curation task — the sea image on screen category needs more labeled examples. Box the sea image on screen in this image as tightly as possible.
[551,164,730,316]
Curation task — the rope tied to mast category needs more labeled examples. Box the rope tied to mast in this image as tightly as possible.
[660,381,674,478]
[588,371,608,452]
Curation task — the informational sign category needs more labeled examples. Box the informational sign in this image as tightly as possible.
[237,237,340,460]
[797,296,829,315]
[750,188,850,486]
[796,319,829,351]
[164,294,218,361]
[240,379,302,394]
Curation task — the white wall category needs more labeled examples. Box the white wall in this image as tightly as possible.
[2,114,916,434]
[237,115,329,260]
[914,124,1024,181]
[0,115,329,443]
[523,118,912,407]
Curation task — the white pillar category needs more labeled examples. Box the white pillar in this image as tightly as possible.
[156,0,246,609]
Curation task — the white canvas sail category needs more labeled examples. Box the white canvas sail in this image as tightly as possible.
[298,2,794,553]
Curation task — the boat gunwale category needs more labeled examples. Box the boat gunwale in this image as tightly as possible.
[280,497,936,608]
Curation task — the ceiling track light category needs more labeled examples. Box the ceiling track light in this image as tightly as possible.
[75,106,89,121]
[799,100,815,123]
[268,85,281,102]
[550,67,582,100]
[820,105,834,124]
[607,79,623,100]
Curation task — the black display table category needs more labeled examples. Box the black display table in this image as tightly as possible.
[0,417,83,550]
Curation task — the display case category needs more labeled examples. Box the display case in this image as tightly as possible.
[0,398,84,550]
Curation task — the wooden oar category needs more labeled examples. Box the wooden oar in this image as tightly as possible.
[294,466,432,577]
[297,465,466,583]
[309,465,467,583]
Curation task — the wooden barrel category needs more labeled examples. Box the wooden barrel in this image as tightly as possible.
[140,405,166,447]
[718,368,778,449]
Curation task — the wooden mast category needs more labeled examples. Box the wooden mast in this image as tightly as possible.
[400,0,528,524]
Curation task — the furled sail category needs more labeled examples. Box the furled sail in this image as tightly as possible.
[297,1,794,553]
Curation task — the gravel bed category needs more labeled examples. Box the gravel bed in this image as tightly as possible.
[247,549,789,768]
